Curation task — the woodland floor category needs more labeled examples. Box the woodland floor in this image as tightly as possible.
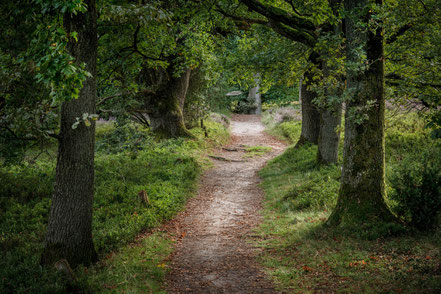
[163,114,286,293]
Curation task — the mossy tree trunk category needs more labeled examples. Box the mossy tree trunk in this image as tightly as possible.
[41,0,98,266]
[317,7,343,165]
[296,53,321,147]
[149,63,193,138]
[327,0,395,226]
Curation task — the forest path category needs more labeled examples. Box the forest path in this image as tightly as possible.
[164,114,286,293]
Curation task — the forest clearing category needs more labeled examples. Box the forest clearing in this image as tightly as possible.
[1,0,441,293]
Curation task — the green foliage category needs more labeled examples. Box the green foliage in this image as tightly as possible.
[262,85,299,109]
[95,123,152,154]
[385,111,441,230]
[31,22,91,103]
[0,0,94,164]
[384,0,441,135]
[389,146,441,230]
[219,27,305,94]
[0,120,229,293]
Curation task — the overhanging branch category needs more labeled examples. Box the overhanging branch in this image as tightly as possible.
[241,0,317,42]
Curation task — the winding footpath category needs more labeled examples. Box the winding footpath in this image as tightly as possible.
[164,114,286,293]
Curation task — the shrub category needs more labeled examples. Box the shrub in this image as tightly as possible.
[389,146,441,230]
[95,123,152,154]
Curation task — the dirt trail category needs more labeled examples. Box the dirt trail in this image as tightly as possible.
[164,114,286,293]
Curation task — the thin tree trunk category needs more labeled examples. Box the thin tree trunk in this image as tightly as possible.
[41,0,98,266]
[296,53,321,147]
[248,73,262,115]
[327,0,395,225]
[149,64,193,138]
[317,106,342,164]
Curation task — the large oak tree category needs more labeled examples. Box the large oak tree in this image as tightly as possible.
[41,0,98,266]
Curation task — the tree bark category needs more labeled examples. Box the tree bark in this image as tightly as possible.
[41,0,98,266]
[295,53,321,147]
[178,68,192,111]
[149,64,193,138]
[317,106,342,164]
[327,0,395,225]
[248,73,262,115]
[317,9,343,165]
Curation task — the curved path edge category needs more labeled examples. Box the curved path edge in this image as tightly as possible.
[163,114,286,293]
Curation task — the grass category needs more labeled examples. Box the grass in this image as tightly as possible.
[254,109,441,293]
[0,118,229,293]
[82,232,172,294]
[243,145,273,158]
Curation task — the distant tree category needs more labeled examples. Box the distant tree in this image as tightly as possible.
[97,0,218,137]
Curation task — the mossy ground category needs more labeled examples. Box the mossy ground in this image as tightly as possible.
[254,110,441,293]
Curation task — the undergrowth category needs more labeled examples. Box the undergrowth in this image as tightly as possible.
[0,119,229,293]
[255,110,441,293]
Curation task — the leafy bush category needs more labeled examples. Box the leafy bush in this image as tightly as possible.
[389,146,441,230]
[95,123,153,154]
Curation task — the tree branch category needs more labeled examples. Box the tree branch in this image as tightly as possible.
[97,93,123,106]
[215,6,268,25]
[386,23,413,44]
[284,0,312,17]
[241,0,317,46]
[268,20,315,47]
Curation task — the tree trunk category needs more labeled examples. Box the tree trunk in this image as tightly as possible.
[317,12,343,165]
[295,53,320,147]
[317,106,342,165]
[178,68,192,111]
[248,73,262,115]
[41,0,98,266]
[149,64,193,138]
[327,0,395,226]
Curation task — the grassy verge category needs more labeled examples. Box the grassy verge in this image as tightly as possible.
[0,119,229,293]
[83,232,172,294]
[255,111,441,293]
